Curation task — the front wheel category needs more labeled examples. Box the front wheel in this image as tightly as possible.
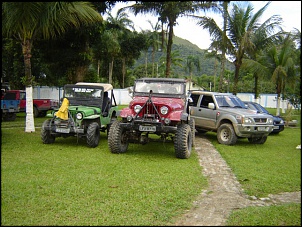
[188,119,195,147]
[2,112,17,121]
[174,124,192,159]
[86,122,100,148]
[41,119,55,144]
[248,136,267,144]
[108,120,129,154]
[217,123,237,145]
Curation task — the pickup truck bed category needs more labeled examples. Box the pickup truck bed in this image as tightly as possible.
[3,90,59,117]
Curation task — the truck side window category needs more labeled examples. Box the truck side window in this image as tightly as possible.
[200,95,213,108]
[20,92,26,100]
[190,94,199,106]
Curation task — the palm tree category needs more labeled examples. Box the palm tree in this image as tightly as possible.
[243,34,297,115]
[124,1,216,78]
[227,2,282,95]
[2,2,102,132]
[146,20,162,77]
[186,55,200,90]
[105,8,135,85]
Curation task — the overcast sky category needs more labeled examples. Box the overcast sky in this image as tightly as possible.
[105,1,301,50]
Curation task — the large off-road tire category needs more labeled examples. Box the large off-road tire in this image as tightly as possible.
[2,112,17,121]
[108,120,129,154]
[33,106,39,118]
[106,117,117,137]
[174,124,192,159]
[38,111,47,117]
[41,119,55,144]
[86,122,100,148]
[217,123,237,145]
[189,118,195,147]
[248,136,267,144]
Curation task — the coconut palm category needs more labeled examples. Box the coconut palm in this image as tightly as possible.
[124,1,216,78]
[227,2,282,95]
[243,34,297,115]
[2,2,102,132]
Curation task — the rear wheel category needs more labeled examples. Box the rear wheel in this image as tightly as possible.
[108,120,129,154]
[217,123,237,145]
[174,124,192,159]
[33,106,39,118]
[86,122,100,148]
[248,136,267,144]
[2,113,17,121]
[41,119,55,144]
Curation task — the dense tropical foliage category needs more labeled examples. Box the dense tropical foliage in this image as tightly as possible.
[2,1,301,112]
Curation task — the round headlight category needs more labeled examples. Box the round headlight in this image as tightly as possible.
[76,112,83,120]
[134,105,142,113]
[160,106,168,115]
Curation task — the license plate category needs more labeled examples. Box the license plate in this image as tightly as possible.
[273,126,279,129]
[139,125,156,132]
[56,128,70,133]
[257,127,266,131]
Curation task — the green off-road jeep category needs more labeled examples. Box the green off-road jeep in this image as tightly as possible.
[41,82,119,147]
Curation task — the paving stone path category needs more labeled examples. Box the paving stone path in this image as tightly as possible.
[173,134,301,226]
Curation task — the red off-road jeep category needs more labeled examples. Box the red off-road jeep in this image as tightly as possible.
[108,78,195,159]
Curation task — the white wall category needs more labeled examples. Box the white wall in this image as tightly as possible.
[33,86,293,109]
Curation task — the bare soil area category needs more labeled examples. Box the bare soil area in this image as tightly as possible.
[172,134,301,226]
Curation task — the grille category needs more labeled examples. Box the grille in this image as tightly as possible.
[254,118,267,124]
[136,103,161,119]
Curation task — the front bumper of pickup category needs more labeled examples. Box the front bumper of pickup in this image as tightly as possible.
[234,123,274,137]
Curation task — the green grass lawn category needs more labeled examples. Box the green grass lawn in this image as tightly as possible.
[1,109,301,226]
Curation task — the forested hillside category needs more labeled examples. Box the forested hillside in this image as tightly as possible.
[133,35,234,77]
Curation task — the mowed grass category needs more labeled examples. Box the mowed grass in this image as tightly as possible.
[1,114,207,226]
[1,108,301,226]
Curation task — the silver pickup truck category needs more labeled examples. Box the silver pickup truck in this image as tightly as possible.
[189,91,274,145]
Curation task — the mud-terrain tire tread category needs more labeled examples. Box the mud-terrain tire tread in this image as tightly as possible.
[174,124,192,159]
[33,106,39,118]
[2,113,17,121]
[248,135,267,144]
[189,119,195,147]
[86,122,100,148]
[217,123,237,145]
[108,120,128,153]
[41,119,55,144]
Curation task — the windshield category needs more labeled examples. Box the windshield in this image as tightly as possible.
[215,95,247,108]
[63,85,104,106]
[134,81,185,95]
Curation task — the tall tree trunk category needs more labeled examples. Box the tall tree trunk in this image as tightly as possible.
[233,64,240,95]
[165,22,174,78]
[122,57,126,88]
[254,73,259,100]
[22,39,35,132]
[109,58,114,84]
[219,1,228,92]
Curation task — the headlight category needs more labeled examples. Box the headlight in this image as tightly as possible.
[134,105,142,113]
[160,106,168,115]
[268,118,273,124]
[242,117,253,124]
[280,119,284,124]
[76,112,83,120]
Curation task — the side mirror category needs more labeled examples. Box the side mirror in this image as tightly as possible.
[208,103,215,109]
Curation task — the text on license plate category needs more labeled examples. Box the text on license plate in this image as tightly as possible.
[139,125,156,132]
[257,127,267,131]
[56,128,70,133]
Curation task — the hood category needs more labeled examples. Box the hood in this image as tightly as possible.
[218,107,271,118]
[68,105,101,115]
[130,96,185,110]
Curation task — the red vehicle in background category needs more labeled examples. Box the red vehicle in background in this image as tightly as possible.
[3,90,59,117]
